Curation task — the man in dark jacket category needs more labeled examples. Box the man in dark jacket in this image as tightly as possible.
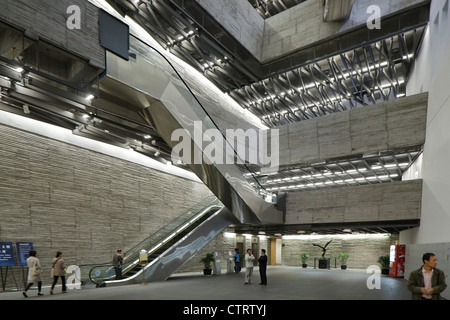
[407,253,447,300]
[258,249,268,285]
[113,249,124,280]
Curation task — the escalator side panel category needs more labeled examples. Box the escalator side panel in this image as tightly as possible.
[104,206,235,286]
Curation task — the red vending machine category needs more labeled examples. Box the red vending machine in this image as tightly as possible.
[389,244,406,277]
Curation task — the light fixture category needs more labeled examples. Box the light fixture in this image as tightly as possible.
[86,94,95,100]
[154,151,160,157]
[14,67,24,73]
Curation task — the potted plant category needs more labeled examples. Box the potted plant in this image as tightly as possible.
[338,252,349,270]
[377,255,390,275]
[200,253,215,276]
[300,253,309,268]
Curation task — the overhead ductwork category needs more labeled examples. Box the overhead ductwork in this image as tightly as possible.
[323,0,354,22]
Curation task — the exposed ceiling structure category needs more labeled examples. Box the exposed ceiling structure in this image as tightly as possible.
[230,26,426,127]
[228,218,420,236]
[104,0,429,128]
[247,0,355,21]
[247,0,307,18]
[246,148,422,192]
[106,0,261,92]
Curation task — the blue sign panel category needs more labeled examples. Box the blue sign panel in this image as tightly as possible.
[0,242,15,267]
[16,242,34,266]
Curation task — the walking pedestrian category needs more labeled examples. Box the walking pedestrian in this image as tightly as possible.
[22,250,43,297]
[244,248,255,284]
[50,251,67,295]
[258,249,268,285]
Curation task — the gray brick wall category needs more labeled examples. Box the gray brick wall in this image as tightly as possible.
[0,124,212,288]
[282,234,399,269]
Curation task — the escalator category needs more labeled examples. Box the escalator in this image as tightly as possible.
[77,8,284,286]
[79,196,235,286]
[104,34,284,226]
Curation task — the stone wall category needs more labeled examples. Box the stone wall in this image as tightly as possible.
[286,180,422,225]
[281,234,399,269]
[277,93,428,167]
[0,123,212,287]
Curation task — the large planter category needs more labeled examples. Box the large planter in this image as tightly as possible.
[203,268,212,276]
[341,265,347,270]
[302,264,308,268]
[318,259,330,269]
[381,268,389,275]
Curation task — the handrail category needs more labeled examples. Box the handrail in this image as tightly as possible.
[128,33,270,198]
[82,197,223,285]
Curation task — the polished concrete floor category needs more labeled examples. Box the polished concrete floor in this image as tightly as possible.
[0,266,411,300]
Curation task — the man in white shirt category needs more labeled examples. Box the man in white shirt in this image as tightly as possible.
[244,249,255,285]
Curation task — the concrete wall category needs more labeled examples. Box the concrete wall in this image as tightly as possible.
[401,0,450,244]
[277,93,428,167]
[262,0,345,62]
[399,1,450,299]
[0,122,212,287]
[286,180,422,225]
[195,0,396,63]
[194,0,264,60]
[282,233,398,269]
[0,0,105,68]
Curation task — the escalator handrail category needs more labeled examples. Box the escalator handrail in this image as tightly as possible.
[103,205,228,285]
[87,203,223,285]
[79,195,219,283]
[128,34,267,193]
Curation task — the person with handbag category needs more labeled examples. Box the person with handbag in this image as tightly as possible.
[22,250,43,297]
[50,251,67,295]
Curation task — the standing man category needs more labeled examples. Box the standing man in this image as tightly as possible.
[258,249,268,286]
[407,253,447,300]
[244,248,255,285]
[113,249,124,280]
[234,248,240,273]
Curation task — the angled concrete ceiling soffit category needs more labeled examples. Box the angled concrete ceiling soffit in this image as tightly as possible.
[323,0,354,22]
[248,0,308,18]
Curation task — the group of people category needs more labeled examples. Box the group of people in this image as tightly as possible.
[234,248,267,286]
[232,248,447,300]
[18,248,448,300]
[22,250,67,298]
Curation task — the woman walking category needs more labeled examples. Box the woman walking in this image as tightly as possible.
[22,250,43,297]
[50,251,67,295]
